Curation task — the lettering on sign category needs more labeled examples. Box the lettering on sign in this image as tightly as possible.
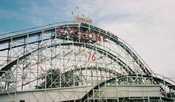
[88,52,96,62]
[75,16,92,24]
[56,27,105,43]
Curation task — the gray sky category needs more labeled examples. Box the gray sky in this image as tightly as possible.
[91,0,175,79]
[0,0,175,79]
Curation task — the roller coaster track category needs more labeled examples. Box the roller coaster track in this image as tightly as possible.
[0,42,134,76]
[0,23,175,102]
[22,66,121,87]
[0,22,174,99]
[0,23,151,75]
[80,74,175,101]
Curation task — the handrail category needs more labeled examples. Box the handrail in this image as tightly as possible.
[0,21,77,40]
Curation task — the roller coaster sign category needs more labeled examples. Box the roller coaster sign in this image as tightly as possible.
[56,27,105,43]
[75,16,92,24]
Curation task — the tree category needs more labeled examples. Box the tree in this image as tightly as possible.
[35,69,79,89]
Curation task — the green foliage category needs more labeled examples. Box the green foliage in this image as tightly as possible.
[35,69,79,89]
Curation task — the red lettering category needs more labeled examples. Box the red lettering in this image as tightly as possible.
[88,52,96,61]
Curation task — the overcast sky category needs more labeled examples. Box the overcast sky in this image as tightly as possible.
[0,0,175,79]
